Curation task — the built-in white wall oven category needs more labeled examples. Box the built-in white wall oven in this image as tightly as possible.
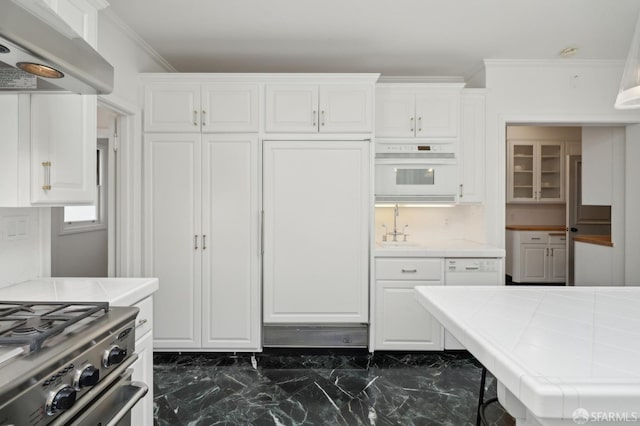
[375,141,458,203]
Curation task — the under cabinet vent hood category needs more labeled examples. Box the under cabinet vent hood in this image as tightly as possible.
[0,2,113,94]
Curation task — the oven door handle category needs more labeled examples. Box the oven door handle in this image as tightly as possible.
[105,381,149,426]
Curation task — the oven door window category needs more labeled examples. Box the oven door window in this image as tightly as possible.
[396,168,435,185]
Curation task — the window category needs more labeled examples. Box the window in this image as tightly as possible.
[61,141,107,233]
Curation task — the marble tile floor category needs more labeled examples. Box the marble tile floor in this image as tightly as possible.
[153,350,515,426]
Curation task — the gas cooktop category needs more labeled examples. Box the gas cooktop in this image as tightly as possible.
[0,301,109,352]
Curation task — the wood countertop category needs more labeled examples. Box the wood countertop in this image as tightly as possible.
[573,235,613,247]
[506,225,566,231]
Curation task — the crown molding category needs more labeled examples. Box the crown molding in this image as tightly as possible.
[377,76,465,85]
[484,59,624,69]
[100,7,177,72]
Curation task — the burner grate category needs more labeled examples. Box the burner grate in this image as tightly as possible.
[0,301,109,352]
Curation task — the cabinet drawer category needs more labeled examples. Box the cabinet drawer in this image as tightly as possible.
[133,296,153,340]
[376,258,442,280]
[520,232,548,244]
[548,234,567,244]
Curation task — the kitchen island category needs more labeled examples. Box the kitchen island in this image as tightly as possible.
[415,286,640,426]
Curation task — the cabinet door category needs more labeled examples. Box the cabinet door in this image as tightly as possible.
[375,89,415,137]
[375,281,443,350]
[144,83,202,132]
[415,91,459,138]
[318,85,372,133]
[201,84,259,133]
[201,135,260,350]
[145,134,202,348]
[265,85,319,133]
[263,140,370,323]
[131,331,153,426]
[521,244,547,282]
[538,142,564,202]
[458,93,485,203]
[507,141,536,202]
[549,244,567,282]
[30,94,96,205]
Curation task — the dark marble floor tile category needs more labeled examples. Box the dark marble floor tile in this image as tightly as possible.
[153,350,514,426]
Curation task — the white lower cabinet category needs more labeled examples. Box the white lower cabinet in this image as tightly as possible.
[262,140,370,323]
[374,258,444,351]
[145,133,260,351]
[507,230,566,283]
[131,329,153,426]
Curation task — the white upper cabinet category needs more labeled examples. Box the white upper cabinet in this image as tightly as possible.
[0,94,97,207]
[265,84,373,133]
[375,84,463,138]
[144,82,259,133]
[30,94,97,205]
[507,140,564,203]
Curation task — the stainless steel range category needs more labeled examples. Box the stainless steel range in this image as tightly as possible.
[0,301,147,425]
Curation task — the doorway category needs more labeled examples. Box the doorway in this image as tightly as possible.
[50,105,121,277]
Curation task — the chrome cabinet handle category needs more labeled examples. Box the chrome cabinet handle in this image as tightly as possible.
[459,184,464,198]
[550,248,554,256]
[545,247,549,256]
[418,116,422,132]
[135,318,148,329]
[401,269,417,273]
[260,210,265,256]
[42,161,52,190]
[194,235,198,250]
[193,110,198,126]
[321,110,325,126]
[312,110,317,126]
[531,237,541,240]
[202,110,206,126]
[202,234,207,250]
[410,117,414,132]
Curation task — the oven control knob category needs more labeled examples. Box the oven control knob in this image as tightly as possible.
[75,364,100,388]
[103,346,127,367]
[47,385,77,415]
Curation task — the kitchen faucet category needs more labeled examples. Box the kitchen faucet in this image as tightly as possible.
[382,204,409,242]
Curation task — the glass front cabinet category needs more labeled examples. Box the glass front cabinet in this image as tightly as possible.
[508,140,564,203]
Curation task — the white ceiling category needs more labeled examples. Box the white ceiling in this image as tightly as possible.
[107,0,640,79]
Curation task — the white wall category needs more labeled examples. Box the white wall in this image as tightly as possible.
[483,60,640,261]
[0,208,48,287]
[374,205,485,245]
[625,124,640,285]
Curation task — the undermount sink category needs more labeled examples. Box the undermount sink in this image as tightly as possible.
[377,241,420,248]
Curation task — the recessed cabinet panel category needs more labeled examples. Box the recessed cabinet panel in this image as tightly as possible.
[265,85,318,133]
[415,93,459,138]
[146,134,201,348]
[375,90,415,137]
[144,84,202,132]
[263,141,370,323]
[458,93,485,203]
[201,84,259,132]
[375,281,443,350]
[202,136,259,349]
[319,85,372,133]
[521,245,547,282]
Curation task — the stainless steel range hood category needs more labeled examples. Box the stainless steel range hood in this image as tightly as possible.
[0,2,113,94]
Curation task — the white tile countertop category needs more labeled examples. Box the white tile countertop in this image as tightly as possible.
[375,239,505,258]
[415,286,640,425]
[0,277,158,307]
